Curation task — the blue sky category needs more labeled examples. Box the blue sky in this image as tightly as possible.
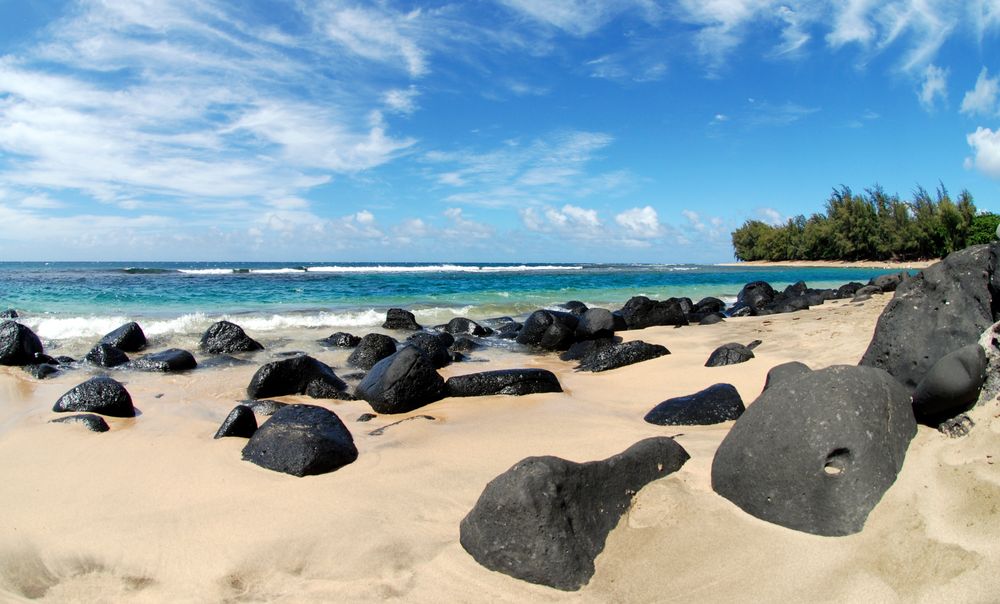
[0,0,999,263]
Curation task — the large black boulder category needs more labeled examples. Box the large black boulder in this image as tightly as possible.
[241,404,357,477]
[246,355,348,400]
[444,317,492,337]
[99,322,147,352]
[214,405,258,439]
[860,244,1000,390]
[762,361,811,391]
[835,282,864,299]
[694,297,726,314]
[559,337,621,362]
[354,346,445,414]
[911,344,988,425]
[515,310,579,351]
[382,308,421,331]
[126,348,197,372]
[644,383,745,425]
[446,369,562,397]
[85,343,129,368]
[705,342,755,367]
[711,365,916,536]
[346,333,397,370]
[574,308,616,341]
[0,320,44,366]
[736,281,776,310]
[460,437,689,591]
[618,296,688,329]
[405,333,452,369]
[869,272,908,293]
[49,414,110,433]
[200,321,263,354]
[53,376,135,418]
[575,340,670,372]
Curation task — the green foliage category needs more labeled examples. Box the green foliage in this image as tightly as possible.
[731,183,988,261]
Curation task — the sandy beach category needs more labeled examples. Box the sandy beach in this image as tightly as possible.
[2,292,999,603]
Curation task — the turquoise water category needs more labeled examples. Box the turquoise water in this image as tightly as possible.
[0,262,903,342]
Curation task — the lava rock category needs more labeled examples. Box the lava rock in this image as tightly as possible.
[240,399,287,416]
[450,336,483,352]
[485,318,522,339]
[705,343,755,367]
[575,308,616,341]
[444,318,492,337]
[52,376,135,417]
[460,437,690,591]
[406,333,452,369]
[559,337,621,362]
[446,369,562,397]
[49,414,110,433]
[911,344,988,425]
[0,309,17,319]
[559,301,589,316]
[214,405,258,439]
[354,346,445,414]
[23,363,61,379]
[198,355,254,369]
[699,312,726,325]
[322,332,361,347]
[619,296,688,329]
[246,355,348,399]
[127,348,197,372]
[644,383,745,425]
[575,340,670,372]
[694,297,726,314]
[869,272,907,293]
[241,404,357,477]
[762,361,811,391]
[835,282,865,298]
[346,333,398,370]
[515,310,579,351]
[783,281,808,297]
[85,343,129,368]
[99,322,147,352]
[860,243,1000,390]
[736,281,776,310]
[200,321,263,354]
[711,364,916,536]
[0,320,44,366]
[382,308,421,331]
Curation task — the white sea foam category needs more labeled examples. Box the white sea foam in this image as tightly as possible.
[176,264,583,275]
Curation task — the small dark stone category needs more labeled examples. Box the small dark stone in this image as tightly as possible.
[246,355,347,400]
[446,369,562,397]
[356,413,377,422]
[938,414,975,438]
[49,413,110,433]
[126,348,197,372]
[23,364,60,379]
[911,344,987,425]
[241,404,357,477]
[354,346,445,414]
[347,333,398,370]
[576,340,669,372]
[99,322,147,352]
[382,308,421,331]
[199,321,263,354]
[0,320,44,366]
[85,343,129,368]
[699,312,725,325]
[214,405,258,439]
[444,318,492,337]
[705,343,755,367]
[322,332,361,347]
[644,383,745,425]
[406,333,452,369]
[488,320,522,339]
[559,301,589,316]
[53,376,135,417]
[869,272,907,293]
[240,399,287,416]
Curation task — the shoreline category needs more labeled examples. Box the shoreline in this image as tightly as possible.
[717,259,937,270]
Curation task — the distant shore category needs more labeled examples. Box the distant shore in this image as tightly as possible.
[717,259,938,270]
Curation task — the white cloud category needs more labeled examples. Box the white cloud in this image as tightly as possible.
[961,67,1000,116]
[354,210,376,225]
[757,207,784,225]
[443,207,494,239]
[383,86,420,115]
[498,0,658,36]
[966,127,1000,178]
[615,206,661,238]
[918,64,948,111]
[308,3,430,77]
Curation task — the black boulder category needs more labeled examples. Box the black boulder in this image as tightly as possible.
[127,348,197,372]
[911,344,988,425]
[53,376,135,417]
[246,355,348,399]
[575,340,669,372]
[382,308,421,331]
[0,320,44,366]
[214,405,258,438]
[705,342,755,367]
[354,346,445,414]
[200,321,263,354]
[346,333,397,370]
[445,369,562,397]
[99,321,147,352]
[644,383,744,425]
[241,404,357,477]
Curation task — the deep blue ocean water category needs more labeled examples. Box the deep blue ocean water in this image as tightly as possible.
[0,262,904,343]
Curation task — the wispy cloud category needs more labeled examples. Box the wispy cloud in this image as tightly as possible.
[918,64,949,112]
[961,67,1000,117]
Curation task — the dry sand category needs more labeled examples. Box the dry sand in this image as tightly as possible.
[2,294,999,603]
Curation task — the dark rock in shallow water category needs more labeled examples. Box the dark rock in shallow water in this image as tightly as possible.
[911,344,987,425]
[322,332,361,347]
[355,346,445,414]
[644,383,745,426]
[200,321,263,354]
[241,404,357,477]
[444,318,492,337]
[198,355,254,369]
[0,320,44,366]
[559,301,589,316]
[99,321,147,352]
[711,365,916,536]
[783,281,808,297]
[0,309,17,319]
[860,243,1000,390]
[446,369,562,397]
[382,308,421,331]
[559,337,621,362]
[576,340,669,372]
[127,348,197,372]
[694,297,725,314]
[53,376,135,418]
[575,308,615,341]
[835,281,864,299]
[240,399,287,416]
[246,355,347,400]
[23,363,60,379]
[698,312,725,325]
[460,437,690,591]
[762,361,811,391]
[515,310,579,351]
[705,343,755,367]
[450,336,483,352]
[406,333,452,369]
[49,413,110,433]
[619,296,688,329]
[55,355,76,365]
[85,343,129,368]
[347,333,398,370]
[483,317,521,339]
[214,405,258,439]
[726,303,753,318]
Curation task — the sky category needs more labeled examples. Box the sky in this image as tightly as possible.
[0,1,999,263]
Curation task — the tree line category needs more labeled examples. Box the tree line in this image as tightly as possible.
[730,184,1000,262]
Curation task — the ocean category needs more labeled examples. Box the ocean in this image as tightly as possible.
[0,262,902,352]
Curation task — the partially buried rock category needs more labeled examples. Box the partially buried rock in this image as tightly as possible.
[85,343,129,368]
[699,312,725,325]
[214,405,258,439]
[322,332,361,348]
[99,321,147,352]
[644,383,744,425]
[0,320,44,366]
[460,437,690,591]
[49,413,110,433]
[126,348,197,372]
[911,344,987,425]
[575,340,669,372]
[241,404,357,477]
[354,346,445,414]
[346,333,397,370]
[200,321,263,354]
[711,364,916,536]
[705,342,755,367]
[382,308,421,331]
[53,376,135,417]
[246,355,347,399]
[446,369,562,397]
